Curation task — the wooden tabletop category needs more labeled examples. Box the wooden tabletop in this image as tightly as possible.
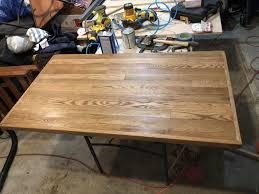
[0,52,241,148]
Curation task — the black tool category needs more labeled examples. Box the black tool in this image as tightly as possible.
[171,0,223,23]
[137,35,169,53]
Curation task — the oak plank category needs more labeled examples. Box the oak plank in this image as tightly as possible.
[20,90,231,104]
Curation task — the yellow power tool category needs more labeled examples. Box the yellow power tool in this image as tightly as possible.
[90,5,111,33]
[122,3,158,30]
[81,5,111,43]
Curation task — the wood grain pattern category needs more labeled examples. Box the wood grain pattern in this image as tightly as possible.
[0,65,38,77]
[0,52,241,148]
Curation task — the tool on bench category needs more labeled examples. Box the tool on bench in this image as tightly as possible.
[122,27,136,49]
[90,5,111,32]
[80,5,111,43]
[122,3,158,30]
[137,34,199,53]
[153,39,199,47]
[176,32,193,41]
[137,35,169,53]
[171,0,223,23]
[98,31,117,54]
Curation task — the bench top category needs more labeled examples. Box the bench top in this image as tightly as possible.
[0,52,241,148]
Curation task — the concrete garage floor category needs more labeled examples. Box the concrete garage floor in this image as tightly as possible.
[1,17,259,194]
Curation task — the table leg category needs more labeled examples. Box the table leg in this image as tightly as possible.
[163,144,170,185]
[0,130,18,192]
[84,136,104,174]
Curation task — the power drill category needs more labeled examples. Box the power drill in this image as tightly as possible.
[82,5,111,42]
[122,3,158,30]
[90,5,111,33]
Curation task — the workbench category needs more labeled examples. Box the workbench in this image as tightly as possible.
[104,0,223,37]
[0,51,241,184]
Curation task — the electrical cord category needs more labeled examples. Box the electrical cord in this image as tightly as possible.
[146,0,178,35]
[0,153,96,172]
[86,43,100,54]
[154,0,170,12]
[154,167,187,194]
[0,153,178,190]
[149,2,171,29]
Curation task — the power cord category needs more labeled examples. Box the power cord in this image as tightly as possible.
[146,0,178,35]
[86,42,100,54]
[0,152,185,192]
[154,166,187,194]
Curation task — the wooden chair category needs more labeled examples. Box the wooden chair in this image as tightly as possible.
[0,65,39,120]
[0,64,39,191]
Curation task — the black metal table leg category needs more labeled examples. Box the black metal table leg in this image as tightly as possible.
[0,130,18,192]
[84,136,104,174]
[163,144,170,185]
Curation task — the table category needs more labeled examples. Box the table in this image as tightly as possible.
[0,51,242,184]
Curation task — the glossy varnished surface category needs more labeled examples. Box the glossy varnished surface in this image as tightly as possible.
[0,52,241,148]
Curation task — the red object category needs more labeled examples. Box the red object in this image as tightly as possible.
[74,19,82,27]
[185,166,204,184]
